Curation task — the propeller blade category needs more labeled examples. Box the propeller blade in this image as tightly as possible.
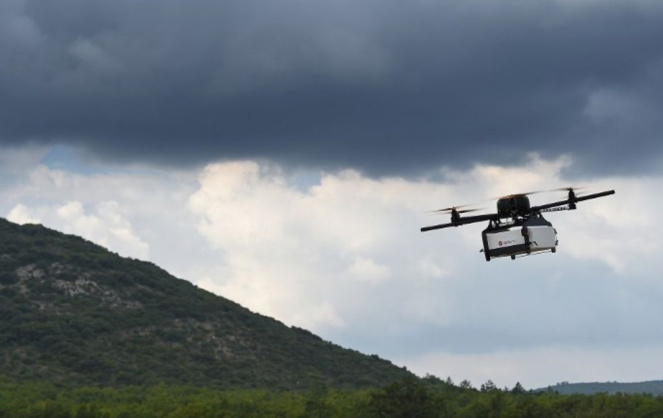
[428,204,475,213]
[493,190,544,200]
[550,186,585,201]
[456,208,484,214]
[427,207,485,216]
[550,186,585,192]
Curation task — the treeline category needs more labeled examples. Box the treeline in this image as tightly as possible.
[3,376,663,417]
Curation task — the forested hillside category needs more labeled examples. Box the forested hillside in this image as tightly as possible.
[0,218,412,389]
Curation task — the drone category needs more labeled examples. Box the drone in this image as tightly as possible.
[420,187,615,261]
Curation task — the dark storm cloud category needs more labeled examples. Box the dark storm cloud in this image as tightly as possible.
[1,0,662,175]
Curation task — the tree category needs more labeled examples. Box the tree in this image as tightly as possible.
[511,382,525,395]
[480,380,498,393]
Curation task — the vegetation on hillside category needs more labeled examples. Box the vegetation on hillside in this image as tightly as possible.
[0,218,411,389]
[2,376,663,417]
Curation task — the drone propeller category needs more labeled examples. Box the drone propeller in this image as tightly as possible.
[430,206,482,214]
[550,186,584,192]
[493,190,544,200]
[551,186,585,202]
[428,203,485,215]
[550,186,584,197]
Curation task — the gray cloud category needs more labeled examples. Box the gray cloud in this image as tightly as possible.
[1,0,662,175]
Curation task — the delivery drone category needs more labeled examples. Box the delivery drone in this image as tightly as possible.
[420,188,615,261]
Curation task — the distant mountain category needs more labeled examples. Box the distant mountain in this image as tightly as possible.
[0,218,413,389]
[539,380,663,395]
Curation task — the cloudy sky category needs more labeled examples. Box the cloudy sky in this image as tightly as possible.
[2,0,663,389]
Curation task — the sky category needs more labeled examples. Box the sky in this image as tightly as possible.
[2,0,663,389]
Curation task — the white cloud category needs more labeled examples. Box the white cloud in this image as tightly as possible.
[7,204,41,225]
[8,200,150,260]
[56,200,150,259]
[1,156,204,275]
[185,160,592,322]
[185,158,663,371]
[4,150,663,388]
[187,161,420,329]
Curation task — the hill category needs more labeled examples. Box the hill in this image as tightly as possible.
[0,218,413,389]
[540,380,663,395]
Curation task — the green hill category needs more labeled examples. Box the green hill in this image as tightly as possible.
[540,380,663,395]
[0,218,413,389]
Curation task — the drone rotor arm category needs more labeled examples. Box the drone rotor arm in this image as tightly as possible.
[573,189,615,203]
[531,190,615,212]
[420,222,457,232]
[420,213,500,232]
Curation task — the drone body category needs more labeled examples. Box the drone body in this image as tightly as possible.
[421,189,615,261]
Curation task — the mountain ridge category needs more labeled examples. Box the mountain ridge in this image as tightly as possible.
[539,380,663,395]
[0,218,413,389]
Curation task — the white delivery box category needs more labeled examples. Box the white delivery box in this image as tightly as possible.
[482,217,557,260]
